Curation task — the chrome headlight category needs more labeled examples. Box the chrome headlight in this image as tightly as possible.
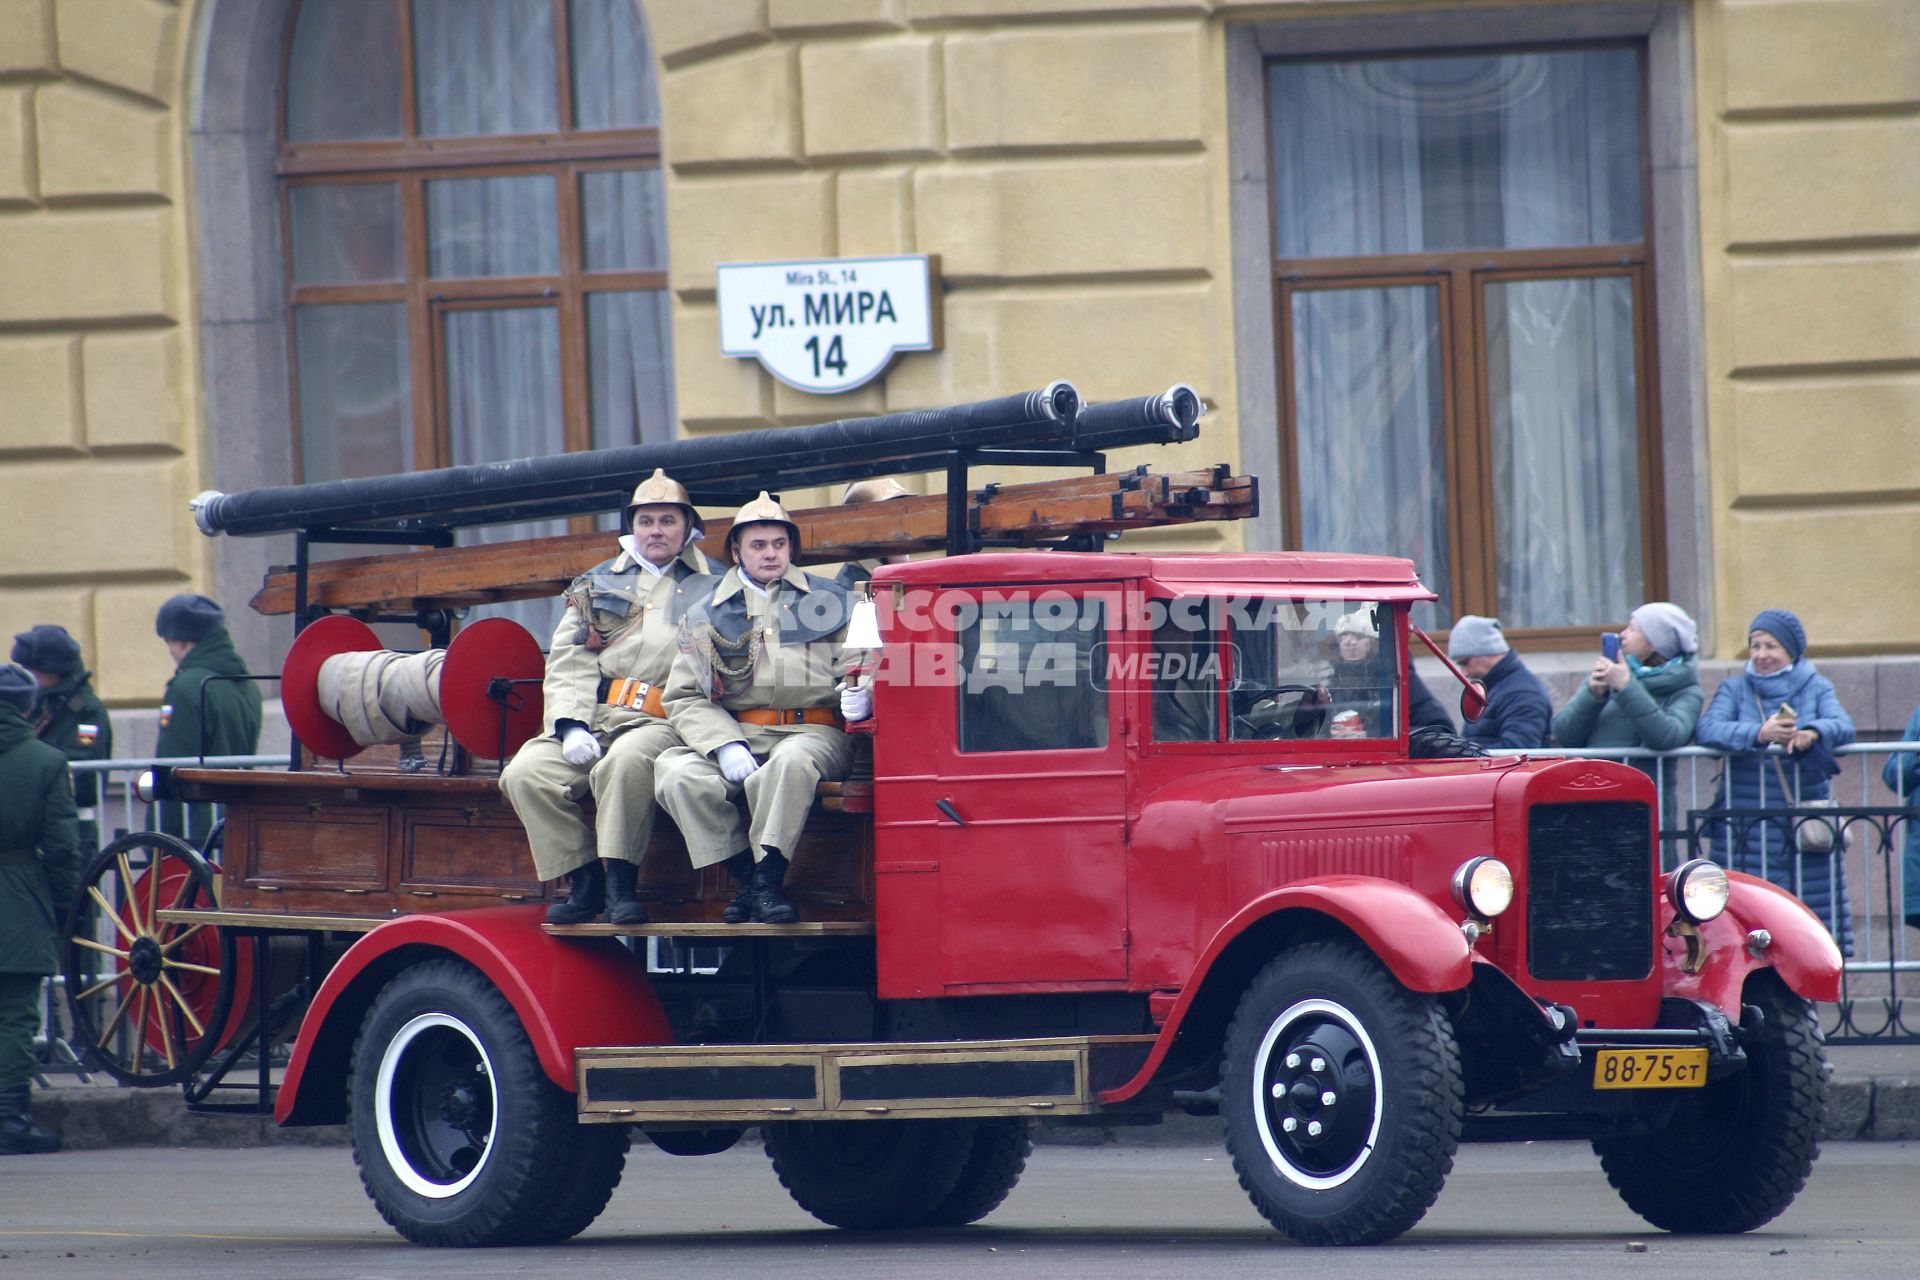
[1669,859,1730,924]
[1452,856,1514,919]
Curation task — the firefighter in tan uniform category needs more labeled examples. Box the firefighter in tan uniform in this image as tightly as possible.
[656,493,867,924]
[500,470,715,925]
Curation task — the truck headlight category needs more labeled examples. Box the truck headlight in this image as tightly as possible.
[1452,856,1514,919]
[1669,859,1730,924]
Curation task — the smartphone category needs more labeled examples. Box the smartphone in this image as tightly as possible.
[1600,632,1620,662]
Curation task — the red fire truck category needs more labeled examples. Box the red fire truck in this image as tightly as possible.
[65,385,1841,1248]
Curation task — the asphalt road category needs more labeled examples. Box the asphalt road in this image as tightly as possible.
[2,1140,1916,1279]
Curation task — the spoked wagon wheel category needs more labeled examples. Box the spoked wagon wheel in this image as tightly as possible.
[61,832,250,1087]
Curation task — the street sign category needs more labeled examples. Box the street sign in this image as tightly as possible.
[717,254,941,393]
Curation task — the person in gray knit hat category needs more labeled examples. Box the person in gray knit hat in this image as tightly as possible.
[153,593,262,841]
[0,660,79,1154]
[1552,603,1703,800]
[1447,615,1551,750]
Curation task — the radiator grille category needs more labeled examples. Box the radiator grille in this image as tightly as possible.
[1526,801,1653,981]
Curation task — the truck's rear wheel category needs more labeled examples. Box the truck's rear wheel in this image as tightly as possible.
[764,1118,973,1229]
[1594,974,1825,1233]
[1221,942,1462,1246]
[917,1118,1031,1226]
[349,959,622,1246]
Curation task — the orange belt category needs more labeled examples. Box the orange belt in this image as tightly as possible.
[602,679,666,718]
[734,707,844,728]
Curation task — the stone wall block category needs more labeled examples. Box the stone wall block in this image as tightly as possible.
[0,457,187,579]
[0,0,57,76]
[771,0,904,35]
[1726,257,1920,372]
[667,172,835,297]
[884,284,1211,408]
[36,83,168,200]
[915,156,1209,280]
[909,0,1210,22]
[772,378,887,422]
[0,587,91,677]
[1729,376,1920,499]
[1724,507,1920,652]
[0,209,175,323]
[54,0,179,105]
[836,166,915,255]
[673,300,773,428]
[648,0,771,68]
[1721,0,1920,114]
[944,24,1205,154]
[0,86,32,205]
[1874,658,1920,741]
[801,37,942,161]
[91,581,184,706]
[662,45,801,169]
[0,335,77,452]
[82,328,184,452]
[1724,119,1920,247]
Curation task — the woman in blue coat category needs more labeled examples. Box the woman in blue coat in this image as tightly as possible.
[1695,609,1856,954]
[1882,703,1920,933]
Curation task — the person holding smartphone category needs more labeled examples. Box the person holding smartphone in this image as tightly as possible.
[1695,608,1857,954]
[1550,601,1703,766]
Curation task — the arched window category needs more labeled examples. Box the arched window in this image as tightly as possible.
[280,0,672,505]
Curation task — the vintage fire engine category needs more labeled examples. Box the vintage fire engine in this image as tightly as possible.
[64,383,1842,1249]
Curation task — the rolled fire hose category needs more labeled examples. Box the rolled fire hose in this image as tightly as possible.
[315,649,446,747]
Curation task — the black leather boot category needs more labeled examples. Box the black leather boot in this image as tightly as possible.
[751,848,799,925]
[545,859,607,925]
[604,858,648,926]
[0,1084,59,1156]
[720,850,756,924]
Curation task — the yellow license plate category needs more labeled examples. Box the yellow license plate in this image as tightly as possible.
[1592,1047,1708,1090]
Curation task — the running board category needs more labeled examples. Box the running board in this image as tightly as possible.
[575,1035,1157,1124]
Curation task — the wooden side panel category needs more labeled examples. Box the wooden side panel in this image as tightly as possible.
[224,803,390,914]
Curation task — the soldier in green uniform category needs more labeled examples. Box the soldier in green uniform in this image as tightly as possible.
[12,626,113,857]
[0,662,80,1155]
[154,595,263,844]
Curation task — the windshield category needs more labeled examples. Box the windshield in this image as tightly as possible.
[1151,598,1400,743]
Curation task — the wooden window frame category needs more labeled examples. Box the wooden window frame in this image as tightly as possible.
[1266,41,1666,647]
[278,0,666,499]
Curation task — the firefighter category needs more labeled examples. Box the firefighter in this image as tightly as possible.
[832,476,914,590]
[657,493,866,924]
[154,594,263,843]
[500,469,714,926]
[11,625,111,857]
[0,662,79,1155]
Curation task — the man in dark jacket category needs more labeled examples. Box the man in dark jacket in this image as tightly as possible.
[1449,615,1551,750]
[0,662,80,1155]
[12,626,112,857]
[154,595,263,842]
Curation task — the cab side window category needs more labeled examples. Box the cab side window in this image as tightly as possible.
[956,598,1107,753]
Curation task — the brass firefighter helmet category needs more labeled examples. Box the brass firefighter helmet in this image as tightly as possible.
[726,491,801,561]
[840,477,912,505]
[623,468,703,538]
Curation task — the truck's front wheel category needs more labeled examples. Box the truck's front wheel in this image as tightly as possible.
[1221,942,1463,1246]
[1594,973,1825,1233]
[348,959,624,1246]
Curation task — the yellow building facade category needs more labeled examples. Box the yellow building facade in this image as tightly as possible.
[0,0,1915,731]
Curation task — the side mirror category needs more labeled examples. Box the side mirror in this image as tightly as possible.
[1460,680,1488,723]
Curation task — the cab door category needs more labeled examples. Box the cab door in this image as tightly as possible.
[929,587,1131,989]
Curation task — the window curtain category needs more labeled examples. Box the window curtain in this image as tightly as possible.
[1271,50,1644,629]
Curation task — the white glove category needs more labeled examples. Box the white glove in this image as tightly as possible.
[838,681,873,722]
[716,741,759,783]
[560,727,603,766]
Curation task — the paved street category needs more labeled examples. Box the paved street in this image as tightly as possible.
[2,1139,1916,1279]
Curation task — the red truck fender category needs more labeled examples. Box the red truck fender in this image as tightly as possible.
[1102,877,1472,1104]
[275,906,671,1127]
[1662,870,1845,1010]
